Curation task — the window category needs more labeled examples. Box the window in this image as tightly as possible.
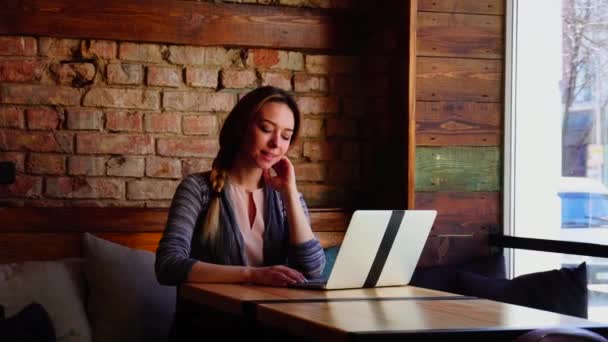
[505,0,608,323]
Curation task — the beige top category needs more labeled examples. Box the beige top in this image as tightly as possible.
[226,182,265,267]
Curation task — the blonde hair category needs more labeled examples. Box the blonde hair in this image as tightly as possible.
[200,86,301,243]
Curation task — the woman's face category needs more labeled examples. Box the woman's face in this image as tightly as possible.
[240,101,295,170]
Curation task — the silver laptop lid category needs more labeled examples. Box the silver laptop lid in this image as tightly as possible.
[325,210,436,290]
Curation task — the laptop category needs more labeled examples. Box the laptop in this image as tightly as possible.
[290,210,437,290]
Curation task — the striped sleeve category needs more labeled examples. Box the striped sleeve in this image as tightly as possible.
[287,193,326,279]
[155,175,208,286]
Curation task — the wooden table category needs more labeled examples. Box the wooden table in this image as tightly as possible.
[180,283,608,341]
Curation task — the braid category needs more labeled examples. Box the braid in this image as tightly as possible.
[202,167,228,242]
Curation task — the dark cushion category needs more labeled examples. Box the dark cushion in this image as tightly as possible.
[457,262,588,318]
[83,233,176,342]
[321,245,341,280]
[409,254,507,293]
[0,302,56,342]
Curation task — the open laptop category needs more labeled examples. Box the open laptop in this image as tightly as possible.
[290,210,437,290]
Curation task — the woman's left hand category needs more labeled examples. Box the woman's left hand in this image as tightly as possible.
[263,157,297,194]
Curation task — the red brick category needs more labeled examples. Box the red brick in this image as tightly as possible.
[303,141,337,161]
[0,130,60,152]
[145,200,172,208]
[119,43,164,63]
[68,156,106,176]
[127,179,180,200]
[83,88,159,110]
[167,45,205,65]
[287,141,303,159]
[69,200,144,208]
[26,108,61,130]
[185,67,219,88]
[146,157,182,178]
[27,153,66,175]
[326,118,357,137]
[327,162,360,183]
[39,38,80,59]
[247,49,303,71]
[157,137,219,157]
[46,177,124,199]
[204,47,243,67]
[278,0,355,8]
[221,69,257,89]
[106,63,144,85]
[329,75,361,96]
[247,49,279,69]
[343,98,365,117]
[0,152,25,172]
[66,109,103,130]
[81,40,117,59]
[106,156,145,177]
[300,118,323,137]
[298,184,343,207]
[0,106,24,128]
[261,71,292,90]
[163,91,236,112]
[147,66,182,87]
[0,37,37,56]
[144,113,181,133]
[25,199,64,207]
[0,175,42,198]
[306,55,358,74]
[294,73,328,93]
[182,158,213,176]
[1,84,81,106]
[54,132,74,153]
[76,133,154,155]
[106,111,143,132]
[295,96,339,114]
[50,63,96,87]
[182,115,217,135]
[341,142,361,161]
[295,163,326,181]
[0,60,45,82]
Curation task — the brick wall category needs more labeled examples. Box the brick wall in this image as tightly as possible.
[0,34,367,207]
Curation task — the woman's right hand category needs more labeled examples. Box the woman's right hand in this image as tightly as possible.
[248,265,307,286]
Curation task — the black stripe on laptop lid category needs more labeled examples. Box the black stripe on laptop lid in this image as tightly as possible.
[363,210,405,288]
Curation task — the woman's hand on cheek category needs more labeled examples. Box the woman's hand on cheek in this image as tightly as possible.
[263,157,297,194]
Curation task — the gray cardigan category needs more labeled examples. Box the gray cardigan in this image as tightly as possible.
[155,171,326,286]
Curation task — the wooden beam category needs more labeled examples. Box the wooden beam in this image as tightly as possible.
[0,0,359,51]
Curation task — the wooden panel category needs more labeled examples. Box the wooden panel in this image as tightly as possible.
[419,234,489,267]
[415,191,501,235]
[416,101,502,146]
[0,207,350,232]
[417,12,503,58]
[0,0,358,51]
[0,207,169,232]
[0,207,350,262]
[408,0,418,209]
[416,57,503,102]
[415,147,501,191]
[0,232,161,262]
[418,0,504,15]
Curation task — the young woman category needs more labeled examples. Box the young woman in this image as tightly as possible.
[155,86,325,340]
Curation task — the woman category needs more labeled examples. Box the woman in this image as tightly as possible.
[155,86,325,339]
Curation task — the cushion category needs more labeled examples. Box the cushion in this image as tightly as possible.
[83,233,175,342]
[457,262,588,318]
[410,254,507,293]
[321,245,340,279]
[0,258,91,342]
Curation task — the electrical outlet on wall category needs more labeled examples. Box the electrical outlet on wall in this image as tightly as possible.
[0,161,16,184]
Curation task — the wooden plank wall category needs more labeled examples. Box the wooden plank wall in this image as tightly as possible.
[0,207,350,263]
[413,0,504,267]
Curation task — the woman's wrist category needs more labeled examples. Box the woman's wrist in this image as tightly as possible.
[243,266,254,283]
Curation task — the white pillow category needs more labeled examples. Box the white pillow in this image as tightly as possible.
[0,258,92,342]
